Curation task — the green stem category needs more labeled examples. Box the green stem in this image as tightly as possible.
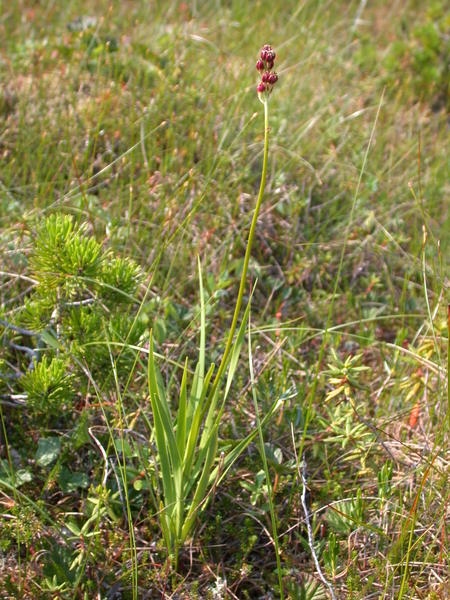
[209,98,269,399]
[248,312,284,599]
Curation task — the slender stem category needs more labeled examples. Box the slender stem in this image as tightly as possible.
[248,312,284,600]
[209,98,269,398]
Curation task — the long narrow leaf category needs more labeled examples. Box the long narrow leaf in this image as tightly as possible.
[175,358,189,455]
[186,361,201,428]
[197,256,206,387]
[224,290,253,400]
[181,422,219,542]
[148,333,178,507]
[185,259,207,428]
[158,500,173,557]
[149,338,182,478]
[200,291,254,451]
[183,362,215,479]
[186,409,220,497]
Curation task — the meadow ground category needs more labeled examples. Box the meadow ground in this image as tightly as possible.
[0,1,448,598]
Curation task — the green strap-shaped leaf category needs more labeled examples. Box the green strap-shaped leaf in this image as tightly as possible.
[185,259,207,428]
[186,361,201,428]
[175,358,189,455]
[148,333,179,510]
[181,422,219,542]
[182,362,215,481]
[197,257,206,390]
[200,291,254,451]
[186,406,221,498]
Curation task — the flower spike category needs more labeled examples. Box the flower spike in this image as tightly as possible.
[256,44,279,101]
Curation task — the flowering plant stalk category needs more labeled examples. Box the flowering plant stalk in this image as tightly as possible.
[147,45,279,570]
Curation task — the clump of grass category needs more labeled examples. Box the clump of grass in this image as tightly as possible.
[146,44,281,573]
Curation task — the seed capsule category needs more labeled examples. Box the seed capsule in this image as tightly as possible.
[256,45,279,99]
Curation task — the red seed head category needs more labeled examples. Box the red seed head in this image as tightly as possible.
[257,45,278,98]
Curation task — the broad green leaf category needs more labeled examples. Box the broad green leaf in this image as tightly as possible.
[40,330,60,349]
[15,469,33,486]
[58,468,89,493]
[0,460,33,487]
[35,437,61,467]
[263,443,283,467]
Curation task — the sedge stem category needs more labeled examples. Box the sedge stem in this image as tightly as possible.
[209,98,269,398]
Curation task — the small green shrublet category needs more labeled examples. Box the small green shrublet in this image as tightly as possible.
[19,297,55,332]
[14,212,144,384]
[99,254,143,304]
[28,213,142,305]
[30,213,103,295]
[21,355,74,416]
